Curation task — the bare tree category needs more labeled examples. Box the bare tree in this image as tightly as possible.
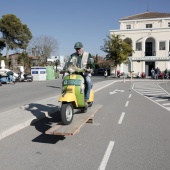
[28,35,59,64]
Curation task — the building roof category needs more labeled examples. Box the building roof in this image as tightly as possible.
[120,12,170,21]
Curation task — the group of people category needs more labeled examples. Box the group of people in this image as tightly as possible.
[151,67,161,79]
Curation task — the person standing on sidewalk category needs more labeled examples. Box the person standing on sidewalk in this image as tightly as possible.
[151,68,155,79]
[154,67,158,79]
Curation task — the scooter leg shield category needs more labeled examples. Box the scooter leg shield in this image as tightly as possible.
[58,93,78,107]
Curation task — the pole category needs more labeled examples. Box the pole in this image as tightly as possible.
[147,0,150,12]
[129,71,134,91]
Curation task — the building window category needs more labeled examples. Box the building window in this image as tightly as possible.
[168,22,170,27]
[126,25,131,29]
[136,42,142,51]
[146,24,152,28]
[159,41,166,50]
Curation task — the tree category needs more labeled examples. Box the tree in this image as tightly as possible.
[0,14,32,57]
[124,37,133,56]
[0,40,6,51]
[28,35,59,65]
[101,34,134,73]
[98,59,111,69]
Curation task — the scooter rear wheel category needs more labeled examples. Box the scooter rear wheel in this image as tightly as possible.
[61,103,74,125]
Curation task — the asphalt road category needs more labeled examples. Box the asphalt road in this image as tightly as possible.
[0,80,170,170]
[0,75,107,113]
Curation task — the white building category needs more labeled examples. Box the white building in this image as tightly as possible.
[110,12,170,76]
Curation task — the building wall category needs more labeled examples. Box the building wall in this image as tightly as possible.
[120,18,170,30]
[110,15,170,75]
[111,29,170,58]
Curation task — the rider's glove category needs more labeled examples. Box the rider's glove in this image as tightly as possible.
[75,66,82,72]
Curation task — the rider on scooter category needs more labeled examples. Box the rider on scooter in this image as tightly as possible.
[63,42,94,105]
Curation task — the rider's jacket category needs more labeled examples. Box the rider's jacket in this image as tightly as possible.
[64,51,95,75]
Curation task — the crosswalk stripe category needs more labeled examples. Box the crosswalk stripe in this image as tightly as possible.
[162,103,170,106]
[155,99,169,102]
[133,82,170,111]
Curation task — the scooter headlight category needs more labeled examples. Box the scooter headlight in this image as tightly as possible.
[68,65,76,73]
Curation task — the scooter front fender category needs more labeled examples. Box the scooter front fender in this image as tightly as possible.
[58,93,78,107]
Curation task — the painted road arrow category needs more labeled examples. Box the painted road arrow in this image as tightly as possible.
[109,89,125,95]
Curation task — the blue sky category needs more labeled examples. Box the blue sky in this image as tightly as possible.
[0,0,170,57]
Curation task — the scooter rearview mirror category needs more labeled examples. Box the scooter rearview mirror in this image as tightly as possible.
[88,58,94,64]
[72,58,77,66]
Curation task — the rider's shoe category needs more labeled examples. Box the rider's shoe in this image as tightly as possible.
[85,101,88,107]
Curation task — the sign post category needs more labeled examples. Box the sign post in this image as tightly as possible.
[129,71,134,91]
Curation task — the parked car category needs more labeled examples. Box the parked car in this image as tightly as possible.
[98,68,105,75]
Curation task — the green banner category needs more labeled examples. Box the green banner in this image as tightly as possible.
[63,79,82,86]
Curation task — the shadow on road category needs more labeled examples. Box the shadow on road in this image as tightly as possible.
[25,103,65,144]
[46,85,61,89]
[32,108,66,144]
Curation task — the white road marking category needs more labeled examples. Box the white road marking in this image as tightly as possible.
[118,112,125,124]
[125,101,129,107]
[144,93,166,95]
[109,89,125,95]
[155,99,168,102]
[132,85,170,112]
[98,141,115,170]
[94,81,118,93]
[135,88,162,91]
[141,91,164,94]
[162,103,170,106]
[109,91,117,95]
[157,84,170,95]
[128,94,132,98]
[165,107,170,111]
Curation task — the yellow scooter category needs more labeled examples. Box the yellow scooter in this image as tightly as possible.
[58,60,94,125]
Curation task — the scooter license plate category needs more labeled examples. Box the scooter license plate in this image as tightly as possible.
[63,79,81,86]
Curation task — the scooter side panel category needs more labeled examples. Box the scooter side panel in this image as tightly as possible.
[74,75,85,107]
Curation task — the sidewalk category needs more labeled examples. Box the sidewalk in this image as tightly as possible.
[0,79,119,140]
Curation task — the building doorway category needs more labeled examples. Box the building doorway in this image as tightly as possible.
[145,38,156,56]
[145,42,152,56]
[145,61,155,76]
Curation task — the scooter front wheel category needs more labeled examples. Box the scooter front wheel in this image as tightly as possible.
[61,103,74,125]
